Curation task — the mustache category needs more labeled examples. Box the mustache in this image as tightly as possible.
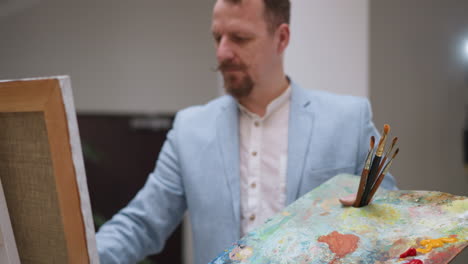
[212,60,248,72]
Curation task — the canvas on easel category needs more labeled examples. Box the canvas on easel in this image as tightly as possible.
[0,76,98,263]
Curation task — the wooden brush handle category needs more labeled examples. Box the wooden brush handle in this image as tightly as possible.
[360,155,381,206]
[365,173,386,205]
[353,169,369,207]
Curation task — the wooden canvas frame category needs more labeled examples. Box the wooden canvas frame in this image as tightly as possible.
[0,77,98,263]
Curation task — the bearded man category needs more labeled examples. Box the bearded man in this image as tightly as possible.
[96,1,397,263]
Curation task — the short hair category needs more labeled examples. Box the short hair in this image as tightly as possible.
[224,0,291,33]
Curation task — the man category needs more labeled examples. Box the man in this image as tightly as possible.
[96,0,397,263]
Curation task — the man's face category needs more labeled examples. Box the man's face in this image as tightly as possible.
[212,0,280,99]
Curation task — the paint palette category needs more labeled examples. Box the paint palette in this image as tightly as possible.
[210,174,467,264]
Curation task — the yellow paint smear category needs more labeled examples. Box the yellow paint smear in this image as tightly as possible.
[341,204,401,225]
[416,237,458,254]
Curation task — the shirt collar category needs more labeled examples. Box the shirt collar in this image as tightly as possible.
[238,85,291,120]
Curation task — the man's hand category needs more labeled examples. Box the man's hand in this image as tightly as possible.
[339,193,357,207]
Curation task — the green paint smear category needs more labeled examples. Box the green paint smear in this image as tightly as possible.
[257,215,294,241]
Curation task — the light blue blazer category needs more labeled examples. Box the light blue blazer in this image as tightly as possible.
[96,81,397,264]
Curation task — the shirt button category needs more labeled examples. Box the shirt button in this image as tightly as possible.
[250,182,256,189]
[252,151,257,156]
[249,214,256,221]
[254,121,260,127]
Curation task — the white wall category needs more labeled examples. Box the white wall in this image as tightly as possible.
[0,0,218,113]
[369,0,468,198]
[286,0,369,96]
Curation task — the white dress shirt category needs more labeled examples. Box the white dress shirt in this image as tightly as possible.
[238,86,291,236]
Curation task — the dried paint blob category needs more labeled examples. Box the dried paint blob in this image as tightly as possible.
[399,248,417,258]
[318,231,360,258]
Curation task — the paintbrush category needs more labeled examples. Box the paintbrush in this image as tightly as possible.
[376,137,398,176]
[359,124,390,206]
[364,148,399,205]
[353,136,375,207]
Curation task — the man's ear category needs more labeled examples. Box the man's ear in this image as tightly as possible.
[276,23,290,54]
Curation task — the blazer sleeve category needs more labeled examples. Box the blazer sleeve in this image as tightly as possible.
[96,115,187,264]
[355,98,398,190]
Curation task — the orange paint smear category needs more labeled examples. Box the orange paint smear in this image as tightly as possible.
[318,231,360,258]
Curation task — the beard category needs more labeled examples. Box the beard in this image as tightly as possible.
[223,73,254,99]
[217,60,254,99]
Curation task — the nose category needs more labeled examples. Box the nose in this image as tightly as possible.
[216,37,235,62]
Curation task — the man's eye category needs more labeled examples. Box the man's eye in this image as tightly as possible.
[232,36,249,43]
[213,35,222,43]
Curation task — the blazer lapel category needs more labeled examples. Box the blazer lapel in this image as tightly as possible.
[286,82,314,205]
[216,96,241,235]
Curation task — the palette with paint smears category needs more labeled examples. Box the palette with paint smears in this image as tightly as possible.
[210,174,467,264]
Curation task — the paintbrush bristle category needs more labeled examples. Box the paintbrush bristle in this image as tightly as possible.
[392,148,400,159]
[384,124,390,134]
[376,125,390,157]
[370,136,375,149]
